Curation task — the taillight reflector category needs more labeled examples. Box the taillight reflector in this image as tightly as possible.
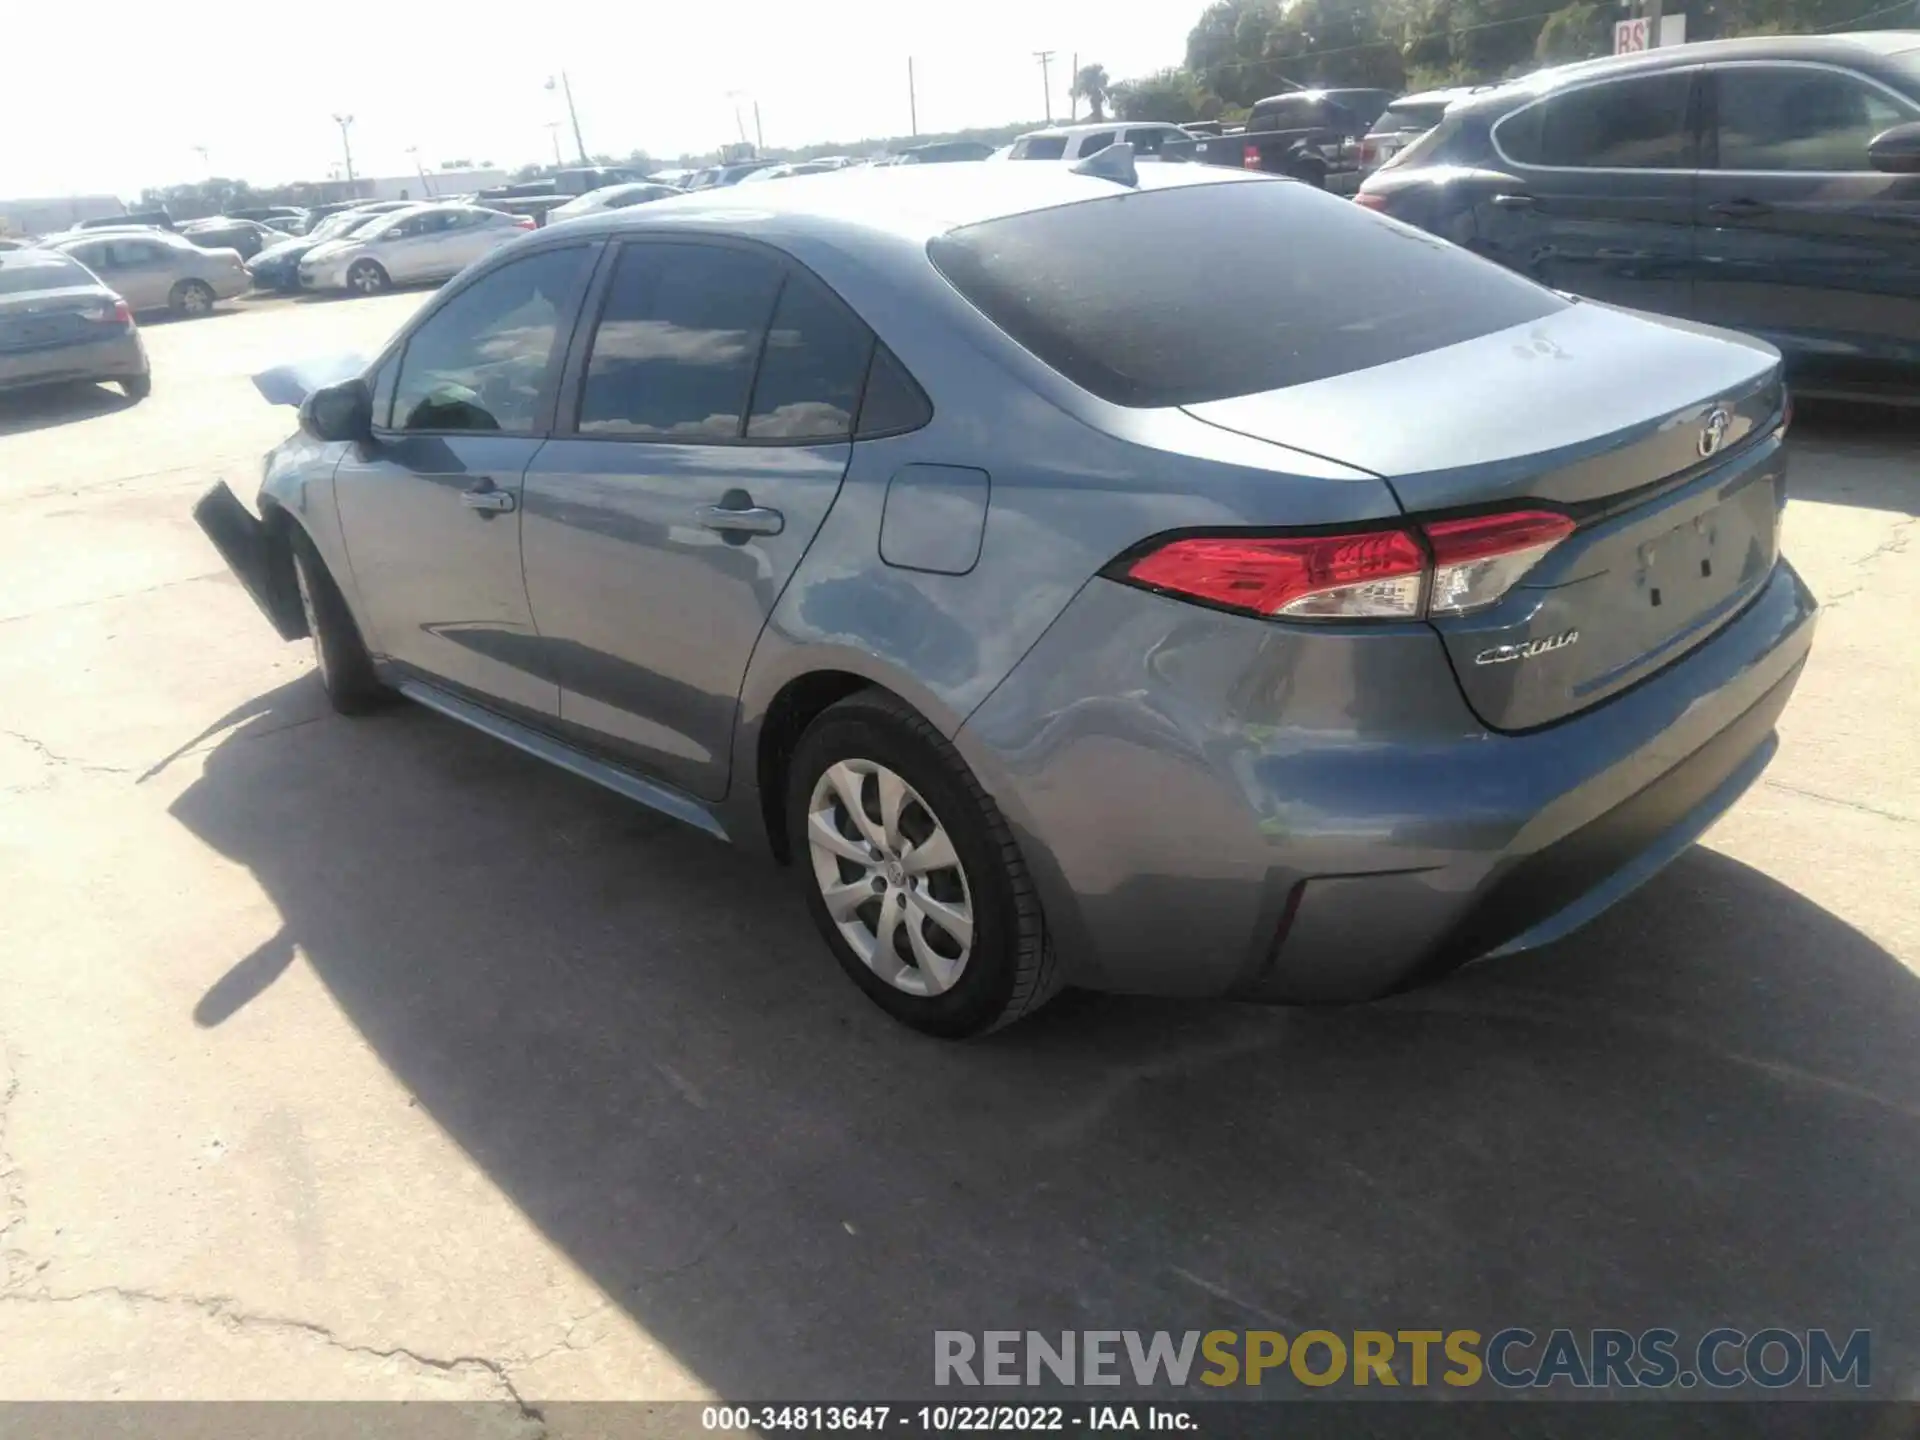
[1125,531,1427,620]
[1242,143,1261,170]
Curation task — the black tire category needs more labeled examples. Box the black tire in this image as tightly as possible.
[170,280,216,317]
[119,373,151,401]
[786,689,1060,1038]
[288,528,390,715]
[346,260,390,296]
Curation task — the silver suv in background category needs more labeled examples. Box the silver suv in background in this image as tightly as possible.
[46,229,248,317]
[1358,88,1472,177]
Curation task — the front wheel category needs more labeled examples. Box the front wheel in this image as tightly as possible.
[346,260,389,296]
[289,529,391,714]
[787,690,1060,1038]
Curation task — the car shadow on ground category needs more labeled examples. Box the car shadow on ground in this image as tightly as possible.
[1788,401,1920,517]
[0,381,137,437]
[166,680,1920,1409]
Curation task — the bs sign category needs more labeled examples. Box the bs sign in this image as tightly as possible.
[1614,17,1650,52]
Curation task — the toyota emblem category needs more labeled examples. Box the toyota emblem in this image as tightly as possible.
[1698,407,1732,458]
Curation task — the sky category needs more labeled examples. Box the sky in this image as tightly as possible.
[1,1,1195,199]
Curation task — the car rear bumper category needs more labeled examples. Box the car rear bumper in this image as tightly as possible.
[0,332,146,391]
[957,559,1818,1001]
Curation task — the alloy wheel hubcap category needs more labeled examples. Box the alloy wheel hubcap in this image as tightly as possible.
[807,759,973,997]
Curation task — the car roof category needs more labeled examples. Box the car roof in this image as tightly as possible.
[1020,121,1173,138]
[1457,31,1920,112]
[1387,87,1473,106]
[562,159,1267,245]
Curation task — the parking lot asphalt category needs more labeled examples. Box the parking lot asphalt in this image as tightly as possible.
[0,292,1915,1411]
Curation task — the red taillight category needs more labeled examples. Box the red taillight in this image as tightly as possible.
[1124,530,1427,620]
[86,298,134,326]
[1353,190,1389,211]
[1242,143,1261,170]
[1118,510,1575,622]
[514,215,537,229]
[1423,511,1575,616]
[1359,140,1377,166]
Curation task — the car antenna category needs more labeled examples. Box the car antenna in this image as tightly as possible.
[1071,142,1138,188]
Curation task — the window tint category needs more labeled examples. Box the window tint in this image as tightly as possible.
[391,246,590,433]
[1376,101,1450,134]
[1015,136,1067,160]
[578,243,783,438]
[855,345,933,436]
[1520,72,1693,168]
[1714,66,1910,171]
[109,241,162,266]
[1076,131,1116,155]
[1124,128,1170,153]
[747,271,874,440]
[928,180,1564,407]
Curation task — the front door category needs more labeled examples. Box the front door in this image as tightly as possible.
[1473,67,1700,316]
[331,243,597,719]
[1693,61,1920,391]
[520,240,871,800]
[90,239,173,311]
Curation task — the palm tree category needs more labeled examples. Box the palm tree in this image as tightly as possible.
[1072,63,1113,122]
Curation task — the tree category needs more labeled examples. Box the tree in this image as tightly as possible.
[1071,63,1113,121]
[1112,68,1222,123]
[1534,1,1609,61]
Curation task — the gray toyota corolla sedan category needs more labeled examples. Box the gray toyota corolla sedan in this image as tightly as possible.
[194,158,1816,1037]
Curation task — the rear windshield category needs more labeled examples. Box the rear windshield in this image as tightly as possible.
[0,254,95,294]
[1376,101,1451,134]
[1014,136,1067,160]
[927,178,1564,407]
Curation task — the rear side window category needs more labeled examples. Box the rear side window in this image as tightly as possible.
[1501,71,1694,168]
[928,179,1564,407]
[747,270,874,440]
[1014,136,1067,160]
[1075,131,1116,155]
[578,243,784,438]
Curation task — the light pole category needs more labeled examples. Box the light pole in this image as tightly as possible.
[907,57,918,136]
[332,114,356,195]
[725,90,750,149]
[406,145,435,197]
[545,74,588,164]
[544,122,565,167]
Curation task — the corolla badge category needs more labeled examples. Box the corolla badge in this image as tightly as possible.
[1698,406,1732,458]
[1474,629,1579,666]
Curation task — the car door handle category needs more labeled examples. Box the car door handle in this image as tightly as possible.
[1491,192,1535,209]
[460,479,516,515]
[1709,197,1772,218]
[695,501,784,537]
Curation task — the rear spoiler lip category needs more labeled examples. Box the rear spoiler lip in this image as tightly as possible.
[252,351,368,407]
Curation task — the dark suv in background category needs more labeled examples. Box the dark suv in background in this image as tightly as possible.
[1196,87,1396,190]
[1357,33,1920,401]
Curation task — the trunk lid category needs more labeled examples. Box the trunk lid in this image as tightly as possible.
[0,285,117,353]
[1183,301,1787,731]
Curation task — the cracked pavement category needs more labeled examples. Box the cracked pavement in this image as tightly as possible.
[0,295,1916,1412]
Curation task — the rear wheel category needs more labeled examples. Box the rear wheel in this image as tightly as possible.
[119,373,151,401]
[346,260,389,296]
[787,690,1060,1038]
[169,280,215,316]
[289,529,390,715]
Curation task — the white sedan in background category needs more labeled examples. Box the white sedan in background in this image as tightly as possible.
[298,204,533,295]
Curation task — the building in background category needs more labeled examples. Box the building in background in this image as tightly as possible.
[0,195,127,237]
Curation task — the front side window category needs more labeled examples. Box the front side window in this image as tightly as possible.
[1714,65,1912,171]
[390,246,591,433]
[1502,71,1694,169]
[577,243,783,438]
[1124,128,1169,154]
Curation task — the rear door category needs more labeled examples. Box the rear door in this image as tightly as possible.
[331,243,597,718]
[1474,67,1701,316]
[519,240,871,800]
[92,239,173,310]
[1693,60,1920,391]
[378,211,443,281]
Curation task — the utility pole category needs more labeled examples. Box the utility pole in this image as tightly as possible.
[754,100,765,152]
[1033,50,1055,123]
[547,74,588,164]
[545,122,564,167]
[907,57,919,136]
[331,114,356,194]
[1069,52,1078,121]
[406,145,435,197]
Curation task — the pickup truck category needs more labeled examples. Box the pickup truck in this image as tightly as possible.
[1193,88,1396,191]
